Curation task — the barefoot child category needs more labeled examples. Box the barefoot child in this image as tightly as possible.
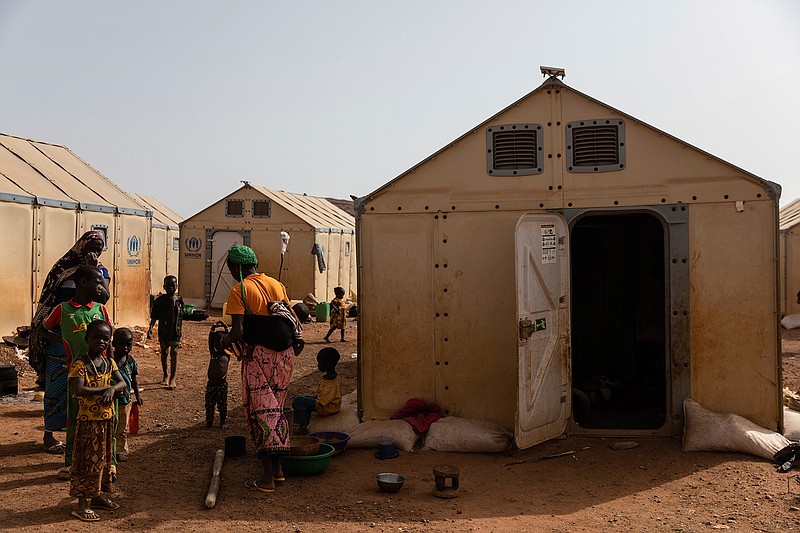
[68,321,126,522]
[113,328,142,461]
[147,275,183,389]
[323,287,347,342]
[206,322,230,429]
[292,347,342,435]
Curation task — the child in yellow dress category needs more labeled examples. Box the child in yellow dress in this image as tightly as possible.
[68,321,127,522]
[323,287,347,342]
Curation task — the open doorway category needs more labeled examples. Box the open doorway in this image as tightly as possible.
[208,230,245,309]
[570,212,668,430]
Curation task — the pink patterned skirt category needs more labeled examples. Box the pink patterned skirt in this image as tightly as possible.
[241,345,295,455]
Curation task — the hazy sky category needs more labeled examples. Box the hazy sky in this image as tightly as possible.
[1,1,798,217]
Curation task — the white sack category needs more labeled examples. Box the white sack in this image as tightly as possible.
[784,406,800,442]
[782,314,800,329]
[424,416,513,453]
[307,390,360,434]
[347,420,418,451]
[682,398,790,460]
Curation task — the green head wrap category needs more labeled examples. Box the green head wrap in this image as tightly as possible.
[227,245,257,266]
[227,245,258,308]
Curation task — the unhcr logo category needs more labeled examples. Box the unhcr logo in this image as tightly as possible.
[185,236,203,259]
[127,235,141,266]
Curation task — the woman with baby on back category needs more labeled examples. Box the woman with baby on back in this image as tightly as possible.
[221,245,304,493]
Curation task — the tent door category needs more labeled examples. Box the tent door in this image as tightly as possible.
[515,213,571,449]
[209,231,246,308]
[568,210,670,432]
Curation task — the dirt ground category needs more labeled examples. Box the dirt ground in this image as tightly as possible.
[4,319,800,532]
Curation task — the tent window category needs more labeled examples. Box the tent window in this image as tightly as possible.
[252,200,271,218]
[566,119,626,173]
[91,225,109,251]
[173,237,180,251]
[486,124,543,176]
[226,199,244,217]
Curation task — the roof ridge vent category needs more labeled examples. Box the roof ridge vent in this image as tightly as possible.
[540,66,565,79]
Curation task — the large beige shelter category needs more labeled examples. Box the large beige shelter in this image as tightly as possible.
[356,75,781,449]
[780,199,800,315]
[133,194,182,298]
[0,133,153,334]
[179,184,356,308]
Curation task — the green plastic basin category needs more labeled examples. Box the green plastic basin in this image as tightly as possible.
[280,443,335,476]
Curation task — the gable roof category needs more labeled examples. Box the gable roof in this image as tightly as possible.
[357,77,778,208]
[326,197,356,217]
[780,198,800,231]
[249,186,355,231]
[133,194,183,229]
[0,132,147,214]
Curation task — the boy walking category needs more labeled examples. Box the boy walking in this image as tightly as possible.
[147,275,183,389]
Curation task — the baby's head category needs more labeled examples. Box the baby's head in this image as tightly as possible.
[334,286,345,299]
[292,302,310,323]
[113,327,133,360]
[317,347,340,372]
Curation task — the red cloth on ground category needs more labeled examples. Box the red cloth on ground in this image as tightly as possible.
[390,398,442,433]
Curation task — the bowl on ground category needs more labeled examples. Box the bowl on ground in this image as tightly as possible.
[376,472,405,493]
[307,431,350,455]
[290,435,321,456]
[281,443,335,476]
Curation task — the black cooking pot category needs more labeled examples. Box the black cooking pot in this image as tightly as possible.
[225,435,246,458]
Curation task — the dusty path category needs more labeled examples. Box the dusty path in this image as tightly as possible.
[3,319,800,531]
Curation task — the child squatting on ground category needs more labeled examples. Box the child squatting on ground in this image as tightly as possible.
[292,347,342,435]
[206,322,230,429]
[113,327,142,461]
[323,286,347,343]
[147,275,183,389]
[68,321,127,522]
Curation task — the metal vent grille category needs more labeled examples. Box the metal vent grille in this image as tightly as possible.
[252,199,271,218]
[566,119,626,173]
[486,124,543,176]
[225,199,244,217]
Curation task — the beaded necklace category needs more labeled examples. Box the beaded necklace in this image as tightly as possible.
[87,355,107,376]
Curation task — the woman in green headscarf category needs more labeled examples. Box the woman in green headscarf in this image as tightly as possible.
[221,245,303,492]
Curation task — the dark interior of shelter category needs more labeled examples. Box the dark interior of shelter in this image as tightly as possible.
[570,212,668,430]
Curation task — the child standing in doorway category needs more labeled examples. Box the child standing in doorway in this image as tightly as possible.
[323,287,347,343]
[113,328,141,461]
[291,347,342,435]
[68,320,126,522]
[147,275,183,389]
